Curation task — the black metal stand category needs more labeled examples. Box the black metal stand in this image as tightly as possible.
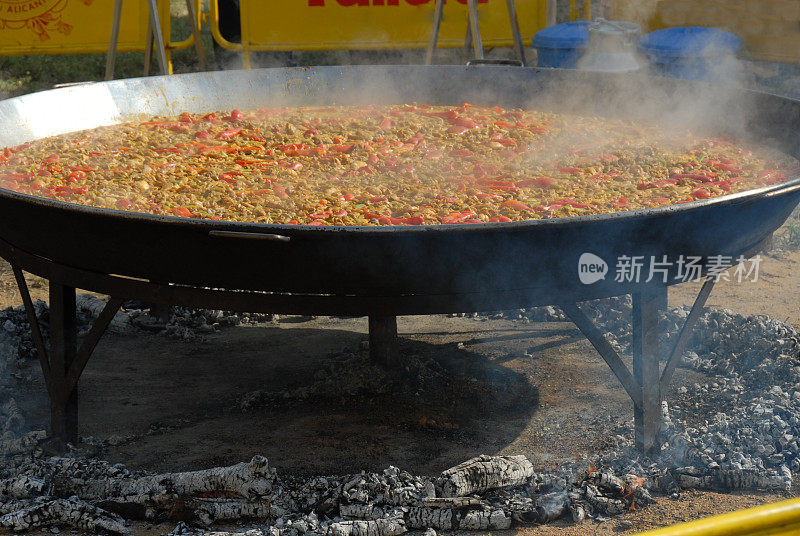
[3,233,719,452]
[561,279,715,454]
[368,316,399,367]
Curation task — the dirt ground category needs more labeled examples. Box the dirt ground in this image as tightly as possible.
[0,248,799,535]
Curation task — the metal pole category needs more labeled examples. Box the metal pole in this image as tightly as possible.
[546,0,556,27]
[143,15,154,76]
[505,0,527,66]
[147,0,169,75]
[49,283,78,445]
[632,287,662,454]
[186,0,207,71]
[466,0,484,60]
[368,316,399,367]
[105,0,124,81]
[425,0,445,65]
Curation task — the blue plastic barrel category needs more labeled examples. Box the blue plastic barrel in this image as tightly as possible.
[638,27,742,81]
[532,21,592,69]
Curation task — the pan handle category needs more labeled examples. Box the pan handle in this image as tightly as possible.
[465,59,524,67]
[209,230,291,242]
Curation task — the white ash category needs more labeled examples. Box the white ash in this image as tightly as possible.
[0,453,654,534]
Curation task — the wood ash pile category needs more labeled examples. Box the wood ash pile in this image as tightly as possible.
[1,295,800,533]
[0,450,653,535]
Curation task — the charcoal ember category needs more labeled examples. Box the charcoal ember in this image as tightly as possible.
[0,496,127,533]
[342,467,433,507]
[438,455,534,497]
[0,474,47,498]
[404,507,453,530]
[340,504,388,520]
[75,294,132,333]
[188,498,273,525]
[328,516,406,536]
[534,491,567,523]
[457,508,511,530]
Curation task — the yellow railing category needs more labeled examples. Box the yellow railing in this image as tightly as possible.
[634,497,800,536]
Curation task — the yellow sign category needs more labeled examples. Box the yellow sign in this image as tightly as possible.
[0,0,168,55]
[238,0,546,51]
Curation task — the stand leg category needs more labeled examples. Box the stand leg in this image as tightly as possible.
[632,288,661,454]
[505,0,527,66]
[425,0,445,65]
[466,0,484,60]
[105,0,123,81]
[369,316,398,367]
[49,284,78,445]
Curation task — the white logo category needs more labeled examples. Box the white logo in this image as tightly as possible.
[578,253,608,285]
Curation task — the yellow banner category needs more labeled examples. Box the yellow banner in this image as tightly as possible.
[240,0,546,51]
[0,0,168,55]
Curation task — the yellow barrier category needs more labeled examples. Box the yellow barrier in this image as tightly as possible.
[0,0,200,72]
[211,0,547,68]
[633,497,800,536]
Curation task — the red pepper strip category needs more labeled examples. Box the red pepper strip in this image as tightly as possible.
[528,125,549,134]
[309,211,331,220]
[220,171,242,184]
[557,198,592,208]
[637,182,656,190]
[54,185,89,196]
[442,210,475,224]
[712,180,731,191]
[332,209,348,217]
[423,109,459,121]
[494,121,516,130]
[307,220,326,226]
[216,128,242,140]
[611,196,628,208]
[173,207,194,217]
[369,196,388,203]
[451,117,479,129]
[652,197,670,204]
[503,111,524,119]
[501,199,535,213]
[399,216,424,225]
[692,188,711,199]
[448,125,470,135]
[42,154,59,163]
[330,143,355,153]
[557,167,583,174]
[707,160,742,173]
[517,177,556,188]
[378,116,393,129]
[229,109,244,120]
[240,130,266,142]
[179,112,200,123]
[489,216,513,222]
[273,185,289,198]
[68,166,97,172]
[476,193,503,200]
[202,113,219,122]
[450,149,477,157]
[116,199,133,209]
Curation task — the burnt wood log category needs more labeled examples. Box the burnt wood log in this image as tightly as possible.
[0,475,47,499]
[438,455,534,497]
[188,498,274,525]
[0,497,127,533]
[52,456,274,502]
[329,516,407,536]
